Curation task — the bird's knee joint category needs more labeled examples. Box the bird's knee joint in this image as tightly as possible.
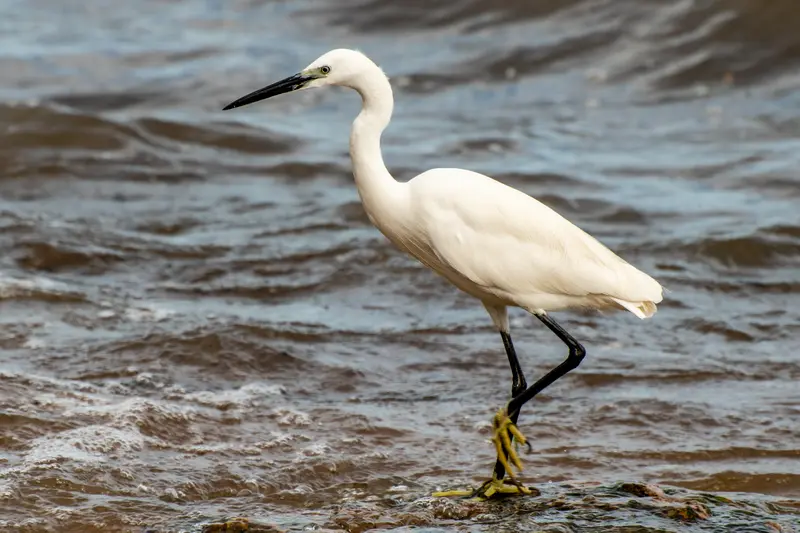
[511,378,527,398]
[568,343,586,366]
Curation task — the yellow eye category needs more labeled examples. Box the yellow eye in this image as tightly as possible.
[320,65,331,75]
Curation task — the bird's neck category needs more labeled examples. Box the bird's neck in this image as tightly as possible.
[349,70,404,226]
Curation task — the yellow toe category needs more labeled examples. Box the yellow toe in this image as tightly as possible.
[433,406,533,500]
[432,488,475,497]
[491,407,529,478]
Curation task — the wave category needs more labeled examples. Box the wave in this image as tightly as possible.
[304,0,800,97]
[0,102,297,182]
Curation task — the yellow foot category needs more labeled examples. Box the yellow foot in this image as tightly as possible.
[491,406,531,480]
[432,407,533,500]
[433,477,534,500]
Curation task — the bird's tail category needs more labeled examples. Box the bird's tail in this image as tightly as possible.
[611,298,658,319]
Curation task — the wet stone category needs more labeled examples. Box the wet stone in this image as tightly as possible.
[202,517,284,533]
[123,480,799,532]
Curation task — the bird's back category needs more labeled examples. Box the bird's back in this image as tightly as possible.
[399,168,663,315]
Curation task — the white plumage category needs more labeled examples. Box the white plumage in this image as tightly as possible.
[223,47,664,497]
[404,168,661,321]
[224,47,663,336]
[283,49,663,331]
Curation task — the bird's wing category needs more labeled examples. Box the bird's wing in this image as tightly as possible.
[413,169,661,304]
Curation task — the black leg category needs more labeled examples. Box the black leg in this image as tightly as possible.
[491,331,528,481]
[501,331,527,399]
[507,314,586,416]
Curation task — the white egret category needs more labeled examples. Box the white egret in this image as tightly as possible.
[223,49,663,499]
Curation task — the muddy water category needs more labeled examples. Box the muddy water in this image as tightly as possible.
[1,0,799,531]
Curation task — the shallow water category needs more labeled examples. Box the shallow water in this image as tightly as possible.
[1,0,799,531]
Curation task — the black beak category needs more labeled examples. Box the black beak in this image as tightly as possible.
[222,72,312,111]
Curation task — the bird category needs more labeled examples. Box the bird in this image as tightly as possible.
[222,48,663,499]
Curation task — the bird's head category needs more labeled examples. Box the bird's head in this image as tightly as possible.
[222,48,381,111]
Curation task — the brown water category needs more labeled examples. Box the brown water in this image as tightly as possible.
[1,0,800,531]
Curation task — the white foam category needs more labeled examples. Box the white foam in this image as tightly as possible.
[296,441,330,459]
[22,337,47,349]
[0,274,70,297]
[0,479,14,499]
[25,426,145,465]
[64,396,197,433]
[123,304,175,322]
[273,407,312,426]
[182,381,286,410]
[256,431,296,449]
